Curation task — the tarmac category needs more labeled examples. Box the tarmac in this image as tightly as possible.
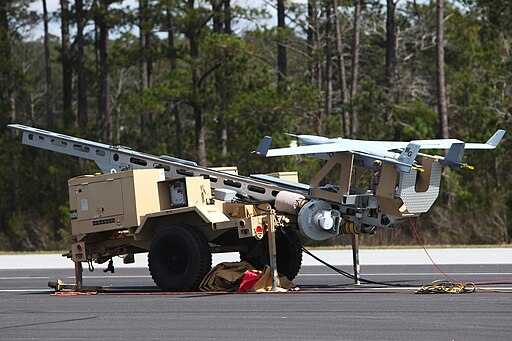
[1,248,512,340]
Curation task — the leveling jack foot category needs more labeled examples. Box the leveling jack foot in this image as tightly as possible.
[48,280,77,292]
[48,279,102,293]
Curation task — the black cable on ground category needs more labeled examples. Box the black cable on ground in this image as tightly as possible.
[300,243,417,287]
[280,228,417,288]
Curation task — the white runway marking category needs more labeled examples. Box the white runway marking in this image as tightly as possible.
[2,273,511,281]
[298,272,512,277]
[0,289,52,293]
[0,275,151,280]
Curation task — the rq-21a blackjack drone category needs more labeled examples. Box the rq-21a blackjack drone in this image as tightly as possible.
[255,129,505,240]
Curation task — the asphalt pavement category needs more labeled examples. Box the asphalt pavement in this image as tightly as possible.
[1,249,512,340]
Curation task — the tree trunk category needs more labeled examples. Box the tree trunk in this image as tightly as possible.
[409,0,420,101]
[139,0,154,140]
[213,0,225,157]
[437,0,451,209]
[139,0,148,135]
[307,1,322,92]
[385,0,397,119]
[332,0,350,136]
[60,0,73,128]
[76,0,88,129]
[0,3,7,116]
[97,0,110,143]
[166,3,182,157]
[139,0,148,91]
[187,0,207,165]
[323,4,332,135]
[436,0,449,139]
[0,0,15,124]
[224,0,231,34]
[221,0,231,159]
[42,0,54,129]
[146,39,153,89]
[0,0,9,97]
[93,0,99,83]
[213,0,231,161]
[191,37,207,166]
[277,0,287,89]
[213,1,222,33]
[350,0,361,136]
[1,1,16,214]
[307,1,314,83]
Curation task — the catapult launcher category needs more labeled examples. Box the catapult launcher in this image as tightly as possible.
[8,124,505,291]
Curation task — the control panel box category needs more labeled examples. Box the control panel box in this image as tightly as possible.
[68,169,167,235]
[169,176,212,208]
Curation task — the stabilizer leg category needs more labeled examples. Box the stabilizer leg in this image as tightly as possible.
[351,234,361,285]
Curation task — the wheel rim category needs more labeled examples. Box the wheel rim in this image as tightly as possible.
[163,243,187,274]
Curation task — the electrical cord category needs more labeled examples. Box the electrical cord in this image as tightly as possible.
[408,217,512,293]
[300,242,416,287]
[415,280,476,294]
[279,228,417,288]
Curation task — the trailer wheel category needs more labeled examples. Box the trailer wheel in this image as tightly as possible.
[240,229,302,280]
[148,225,212,291]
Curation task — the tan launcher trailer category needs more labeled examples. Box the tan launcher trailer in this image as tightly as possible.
[67,168,299,291]
[9,125,309,292]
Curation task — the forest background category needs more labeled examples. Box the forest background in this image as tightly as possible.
[0,0,510,251]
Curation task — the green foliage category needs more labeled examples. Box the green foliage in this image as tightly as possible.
[394,100,438,139]
[0,0,511,250]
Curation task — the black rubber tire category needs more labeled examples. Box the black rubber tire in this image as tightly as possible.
[148,225,212,291]
[240,229,303,280]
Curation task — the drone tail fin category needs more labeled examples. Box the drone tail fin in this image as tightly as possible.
[442,142,475,170]
[485,129,506,147]
[396,143,421,173]
[254,136,272,156]
[397,143,420,165]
